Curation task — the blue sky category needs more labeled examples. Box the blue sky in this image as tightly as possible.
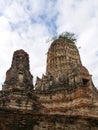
[0,0,98,89]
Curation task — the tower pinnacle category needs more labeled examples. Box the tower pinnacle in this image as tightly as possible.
[3,49,33,90]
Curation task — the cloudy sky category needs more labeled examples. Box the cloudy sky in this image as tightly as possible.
[0,0,98,89]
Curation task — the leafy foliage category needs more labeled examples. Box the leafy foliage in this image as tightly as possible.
[59,32,77,43]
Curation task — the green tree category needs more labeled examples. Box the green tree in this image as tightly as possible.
[59,32,77,43]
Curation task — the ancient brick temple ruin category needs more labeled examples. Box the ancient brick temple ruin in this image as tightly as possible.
[0,36,98,130]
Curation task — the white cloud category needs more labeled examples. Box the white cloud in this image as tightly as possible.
[0,16,11,31]
[56,0,96,33]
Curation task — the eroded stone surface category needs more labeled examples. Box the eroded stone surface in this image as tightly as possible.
[35,37,92,91]
[0,37,98,130]
[46,38,82,78]
[3,49,33,90]
[0,109,98,130]
[0,49,42,112]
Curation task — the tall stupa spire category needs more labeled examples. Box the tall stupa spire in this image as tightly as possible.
[35,35,92,91]
[46,36,82,78]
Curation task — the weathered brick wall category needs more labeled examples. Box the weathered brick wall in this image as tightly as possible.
[36,86,98,117]
[0,109,98,130]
